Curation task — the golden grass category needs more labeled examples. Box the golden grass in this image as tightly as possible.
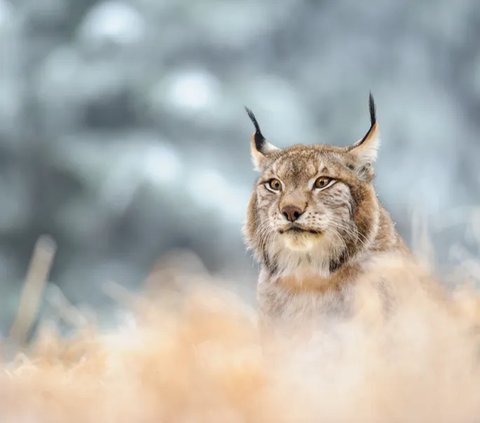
[1,249,480,422]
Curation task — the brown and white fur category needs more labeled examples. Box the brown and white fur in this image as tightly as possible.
[244,95,412,325]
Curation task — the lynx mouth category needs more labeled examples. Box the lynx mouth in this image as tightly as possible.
[278,225,322,235]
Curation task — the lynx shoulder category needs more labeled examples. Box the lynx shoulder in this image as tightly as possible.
[243,95,413,323]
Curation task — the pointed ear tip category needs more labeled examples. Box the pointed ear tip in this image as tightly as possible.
[244,106,263,135]
[368,93,376,126]
[244,106,253,119]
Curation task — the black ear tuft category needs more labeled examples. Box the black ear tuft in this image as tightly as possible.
[354,93,377,146]
[368,92,376,126]
[244,106,266,152]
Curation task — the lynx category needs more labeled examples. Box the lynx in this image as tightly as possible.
[244,95,412,324]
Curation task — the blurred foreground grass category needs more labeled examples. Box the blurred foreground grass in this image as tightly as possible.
[1,231,480,422]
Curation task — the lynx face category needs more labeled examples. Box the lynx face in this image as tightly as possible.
[245,96,382,277]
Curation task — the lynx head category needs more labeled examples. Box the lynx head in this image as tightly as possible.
[244,95,382,277]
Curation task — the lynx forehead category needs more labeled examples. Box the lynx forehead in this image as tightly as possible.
[243,95,408,322]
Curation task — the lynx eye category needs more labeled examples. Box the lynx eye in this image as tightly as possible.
[314,176,335,190]
[265,178,282,192]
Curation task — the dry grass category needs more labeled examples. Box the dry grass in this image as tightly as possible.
[1,250,480,422]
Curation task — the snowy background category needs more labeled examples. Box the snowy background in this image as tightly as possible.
[1,0,480,330]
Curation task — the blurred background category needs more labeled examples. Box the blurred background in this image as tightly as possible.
[1,0,480,333]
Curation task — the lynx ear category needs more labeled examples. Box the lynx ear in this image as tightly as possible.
[347,93,380,169]
[245,107,279,171]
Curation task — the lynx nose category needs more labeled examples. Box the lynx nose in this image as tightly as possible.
[282,205,304,222]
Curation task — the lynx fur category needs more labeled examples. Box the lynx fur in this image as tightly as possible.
[244,96,414,325]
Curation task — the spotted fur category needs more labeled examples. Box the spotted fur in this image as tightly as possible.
[244,97,409,322]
